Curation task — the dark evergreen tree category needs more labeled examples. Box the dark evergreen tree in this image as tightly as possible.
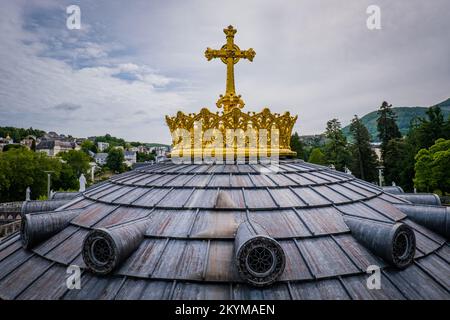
[323,119,351,171]
[349,116,378,182]
[383,138,415,191]
[376,101,401,160]
[290,132,305,160]
[411,106,448,150]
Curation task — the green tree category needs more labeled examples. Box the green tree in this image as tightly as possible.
[383,138,415,190]
[60,150,90,177]
[0,126,45,142]
[377,101,401,160]
[0,148,62,201]
[2,144,26,152]
[323,119,351,171]
[95,134,127,148]
[290,132,305,159]
[55,163,79,191]
[411,106,448,150]
[308,148,327,165]
[137,152,155,162]
[81,139,97,155]
[414,138,450,194]
[349,116,378,182]
[107,148,125,173]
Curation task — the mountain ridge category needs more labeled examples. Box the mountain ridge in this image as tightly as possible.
[342,98,450,142]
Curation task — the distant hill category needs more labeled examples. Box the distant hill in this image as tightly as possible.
[342,98,450,142]
[145,143,170,148]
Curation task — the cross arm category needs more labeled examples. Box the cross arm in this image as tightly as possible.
[205,48,227,61]
[235,48,256,62]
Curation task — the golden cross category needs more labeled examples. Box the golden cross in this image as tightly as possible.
[205,25,255,113]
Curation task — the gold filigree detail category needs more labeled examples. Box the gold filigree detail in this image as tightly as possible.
[204,25,255,113]
[165,26,298,158]
[166,107,298,157]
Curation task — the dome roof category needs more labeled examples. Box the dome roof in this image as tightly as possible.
[0,160,448,299]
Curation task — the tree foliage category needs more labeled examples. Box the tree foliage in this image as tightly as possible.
[0,126,45,142]
[377,101,401,160]
[0,149,62,201]
[349,116,378,182]
[94,134,126,148]
[323,119,351,171]
[409,106,449,151]
[290,132,305,160]
[414,138,450,194]
[383,138,415,190]
[137,152,155,162]
[106,148,125,173]
[2,144,26,152]
[0,148,92,201]
[81,139,97,155]
[308,148,327,165]
[59,150,91,177]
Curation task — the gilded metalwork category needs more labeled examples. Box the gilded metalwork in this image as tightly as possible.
[166,25,298,158]
[205,25,255,112]
[166,107,297,157]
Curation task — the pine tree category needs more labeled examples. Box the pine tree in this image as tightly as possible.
[413,106,447,150]
[376,101,401,160]
[383,138,415,190]
[349,115,378,182]
[290,132,305,160]
[323,119,351,171]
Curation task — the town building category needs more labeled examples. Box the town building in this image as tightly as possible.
[97,142,110,152]
[124,151,137,167]
[20,135,37,149]
[35,140,77,156]
[94,152,108,165]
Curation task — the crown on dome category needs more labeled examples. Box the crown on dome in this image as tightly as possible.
[165,25,297,158]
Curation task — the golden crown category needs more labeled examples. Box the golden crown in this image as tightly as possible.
[165,25,297,158]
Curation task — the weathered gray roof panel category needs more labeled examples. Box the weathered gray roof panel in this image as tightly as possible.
[0,159,448,300]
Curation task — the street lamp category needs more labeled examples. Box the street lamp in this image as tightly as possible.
[43,170,54,199]
[376,165,385,187]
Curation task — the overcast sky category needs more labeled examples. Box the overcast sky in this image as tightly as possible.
[0,0,449,144]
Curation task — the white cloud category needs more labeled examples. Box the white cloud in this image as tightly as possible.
[0,0,449,144]
[0,0,190,143]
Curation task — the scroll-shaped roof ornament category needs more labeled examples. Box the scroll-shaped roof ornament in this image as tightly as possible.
[82,218,151,275]
[234,221,285,286]
[395,204,450,239]
[344,217,416,268]
[21,209,82,249]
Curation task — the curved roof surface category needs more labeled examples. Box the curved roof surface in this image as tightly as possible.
[0,160,448,300]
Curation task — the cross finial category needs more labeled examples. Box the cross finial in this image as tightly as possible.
[205,25,256,113]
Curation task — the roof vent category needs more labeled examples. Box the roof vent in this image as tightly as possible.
[235,221,285,286]
[395,204,449,239]
[395,193,441,206]
[382,186,404,195]
[82,219,150,275]
[21,200,70,216]
[344,217,415,268]
[21,209,81,249]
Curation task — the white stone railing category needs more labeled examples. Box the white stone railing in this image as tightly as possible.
[0,220,21,239]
